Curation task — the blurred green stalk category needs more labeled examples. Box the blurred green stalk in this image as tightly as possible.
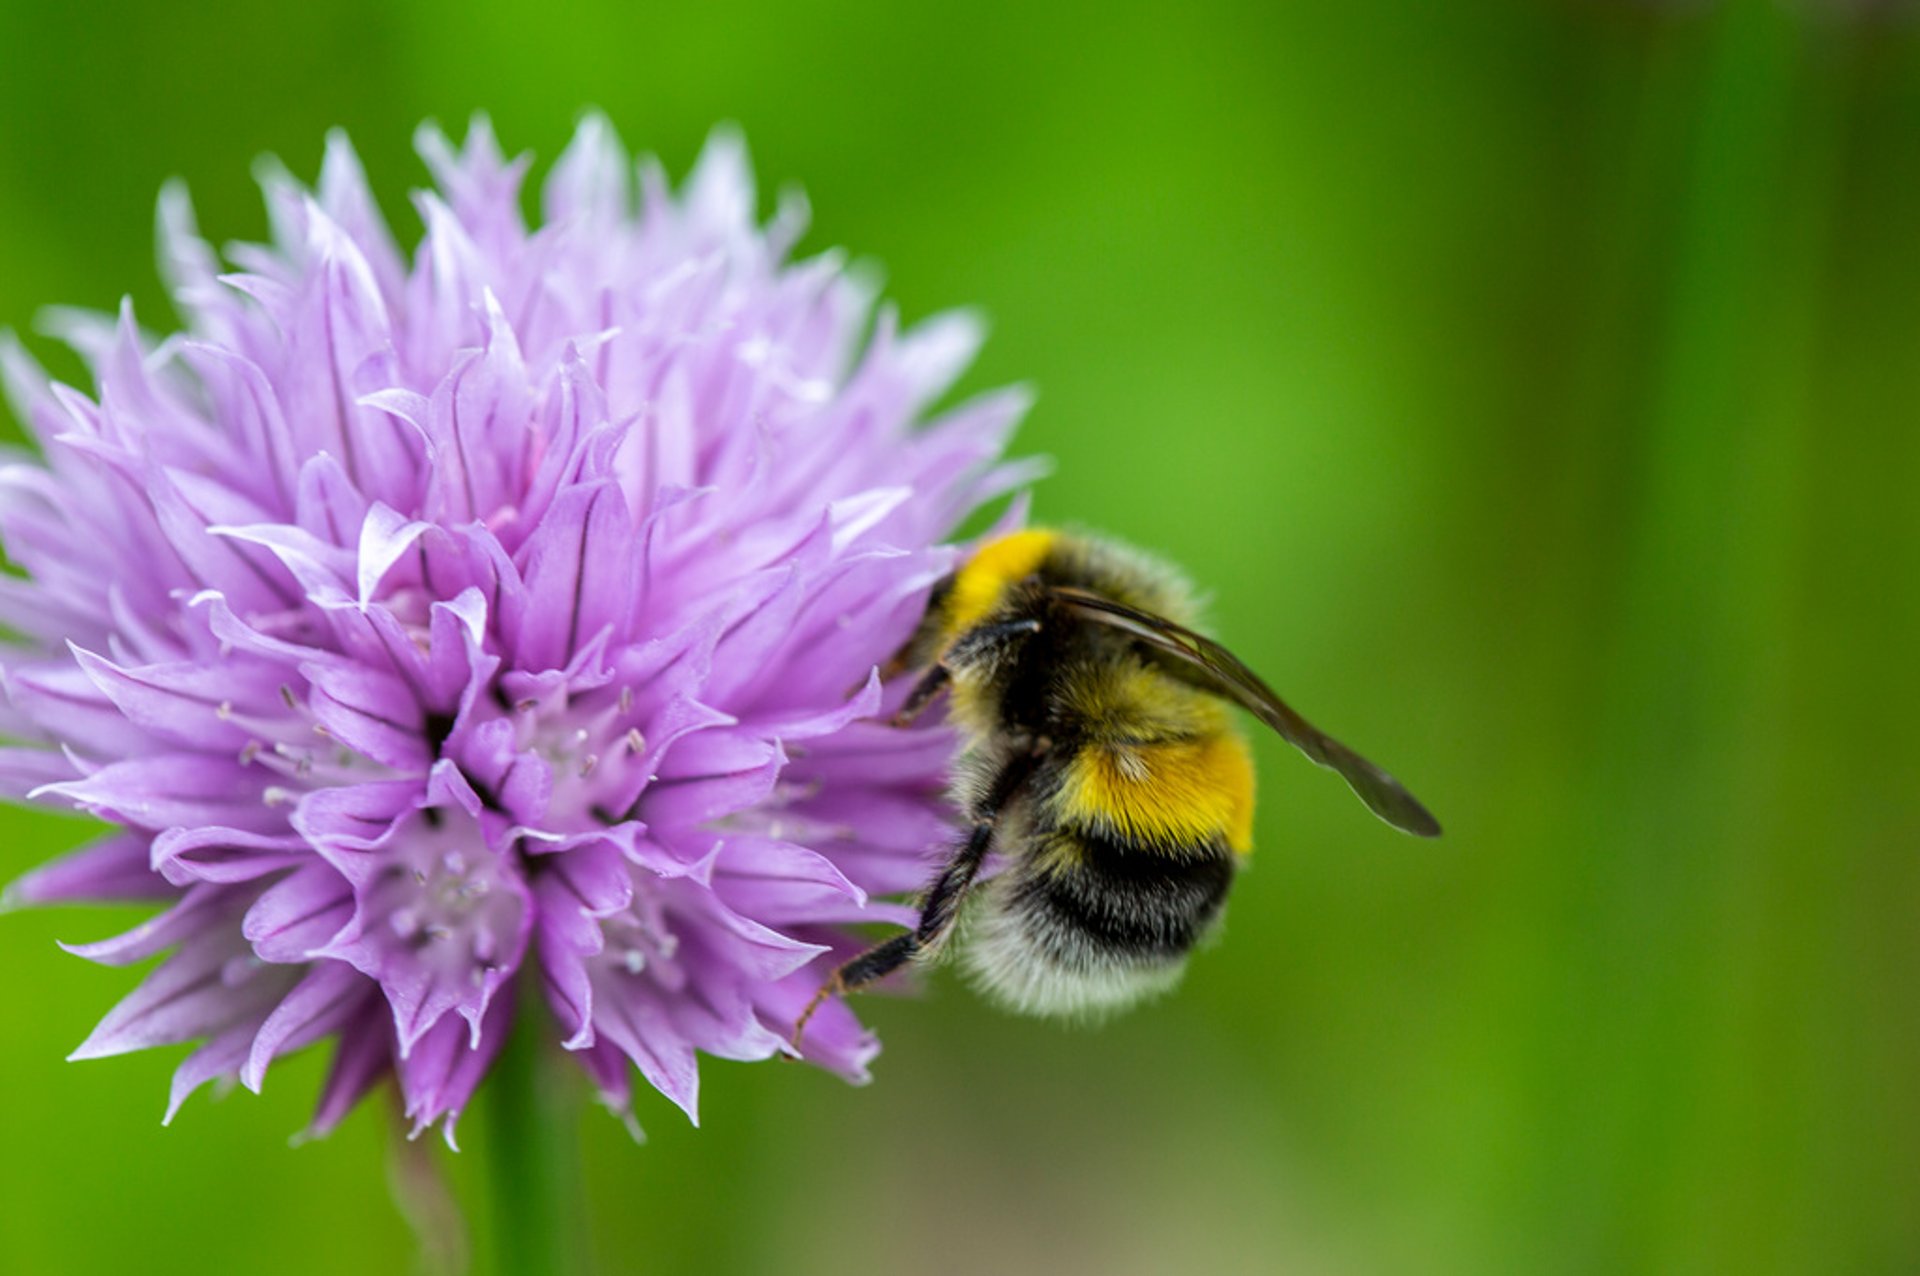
[1559,0,1838,1269]
[485,992,591,1276]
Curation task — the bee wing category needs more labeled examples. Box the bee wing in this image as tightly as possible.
[1052,587,1442,838]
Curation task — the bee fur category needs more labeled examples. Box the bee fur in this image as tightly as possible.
[791,528,1438,1045]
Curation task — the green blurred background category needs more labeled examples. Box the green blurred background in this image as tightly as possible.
[1,1,1916,1273]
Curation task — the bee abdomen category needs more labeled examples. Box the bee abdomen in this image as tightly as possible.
[1030,833,1233,956]
[960,831,1234,1019]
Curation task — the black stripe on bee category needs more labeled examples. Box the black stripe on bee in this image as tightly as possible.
[1008,831,1235,960]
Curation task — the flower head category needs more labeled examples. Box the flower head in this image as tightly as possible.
[0,116,1030,1141]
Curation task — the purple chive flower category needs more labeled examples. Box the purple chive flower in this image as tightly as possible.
[0,116,1031,1142]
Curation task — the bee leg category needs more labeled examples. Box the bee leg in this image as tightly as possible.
[888,664,951,727]
[950,617,1042,665]
[888,619,1040,728]
[791,933,920,1046]
[791,747,1043,1050]
[789,839,973,1048]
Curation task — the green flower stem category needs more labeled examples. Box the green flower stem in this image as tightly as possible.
[1549,1,1829,1265]
[485,993,591,1276]
[387,1108,471,1276]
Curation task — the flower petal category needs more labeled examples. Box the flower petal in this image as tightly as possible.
[2,831,168,908]
[244,960,374,1092]
[70,926,298,1061]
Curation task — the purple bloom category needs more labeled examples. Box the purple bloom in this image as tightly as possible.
[0,116,1031,1142]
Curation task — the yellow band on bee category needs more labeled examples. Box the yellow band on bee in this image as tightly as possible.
[943,528,1059,637]
[1061,731,1256,854]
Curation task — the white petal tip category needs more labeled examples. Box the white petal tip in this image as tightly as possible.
[155,179,195,225]
[598,1102,646,1145]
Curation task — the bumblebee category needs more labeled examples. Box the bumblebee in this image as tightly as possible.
[795,528,1439,1038]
